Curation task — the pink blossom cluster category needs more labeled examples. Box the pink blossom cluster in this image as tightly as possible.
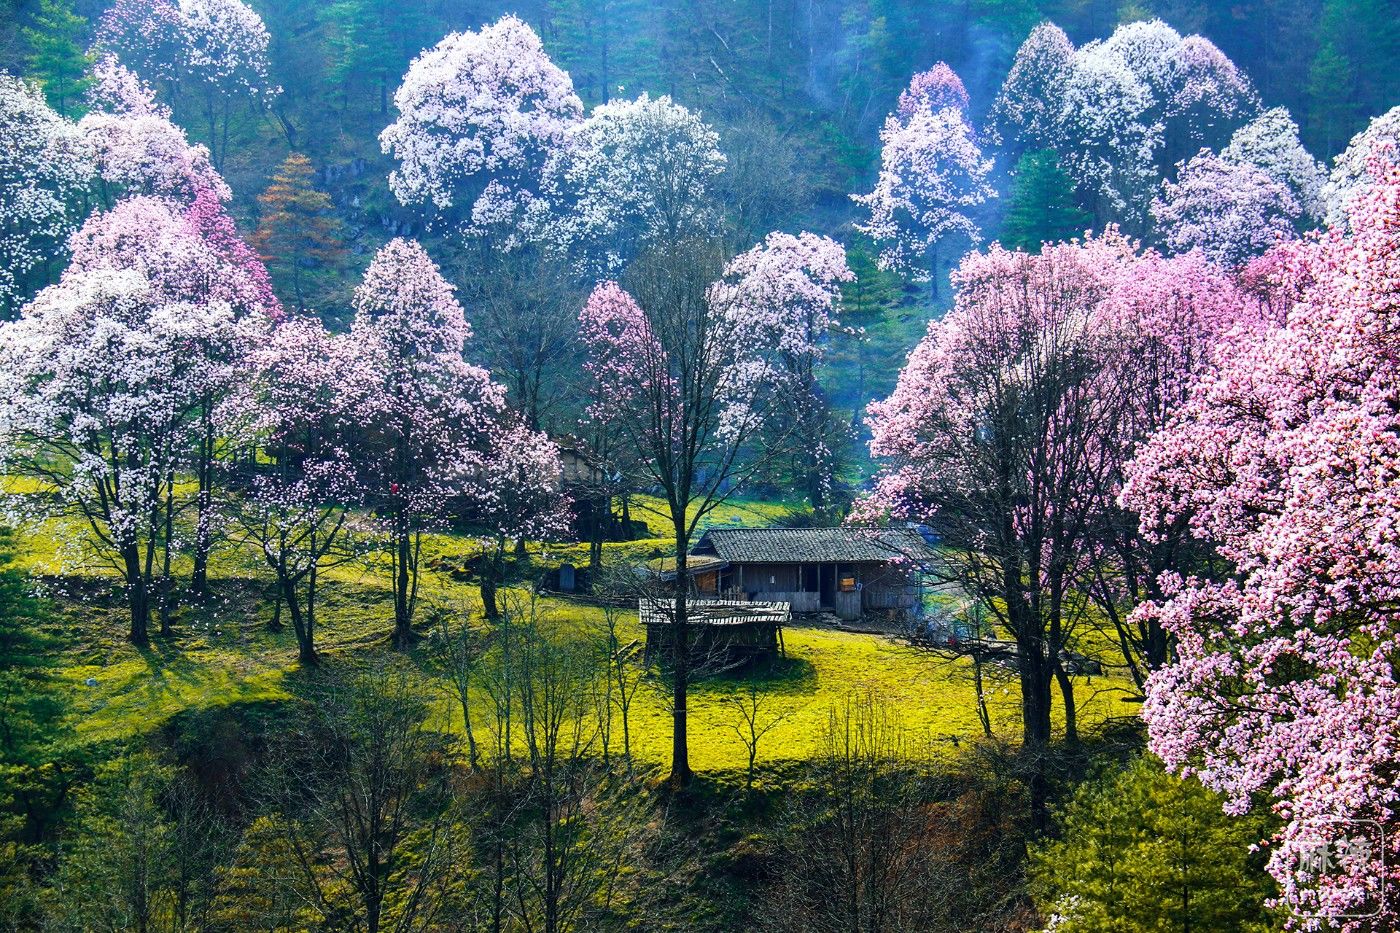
[1124,154,1400,927]
[896,62,969,121]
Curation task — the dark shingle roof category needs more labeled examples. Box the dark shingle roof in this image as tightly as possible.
[693,527,936,564]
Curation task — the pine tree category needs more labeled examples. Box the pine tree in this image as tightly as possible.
[1001,150,1092,253]
[1031,756,1279,933]
[21,0,93,117]
[251,153,346,311]
[320,0,429,114]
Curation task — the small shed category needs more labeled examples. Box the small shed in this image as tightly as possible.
[689,526,935,622]
[641,598,789,666]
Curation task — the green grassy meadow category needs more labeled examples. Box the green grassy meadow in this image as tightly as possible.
[13,495,1139,771]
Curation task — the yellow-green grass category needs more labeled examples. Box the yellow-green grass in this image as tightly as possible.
[13,508,1138,766]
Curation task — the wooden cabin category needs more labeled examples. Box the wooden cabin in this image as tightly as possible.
[641,598,789,666]
[688,527,935,622]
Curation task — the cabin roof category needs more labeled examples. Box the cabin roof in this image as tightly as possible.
[692,526,936,565]
[645,554,729,581]
[638,598,790,627]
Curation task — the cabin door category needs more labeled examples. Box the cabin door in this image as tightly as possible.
[819,564,836,608]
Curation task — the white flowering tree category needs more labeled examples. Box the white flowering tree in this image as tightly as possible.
[853,76,994,292]
[1321,105,1400,229]
[97,0,279,169]
[990,22,1074,154]
[224,315,374,664]
[380,14,583,242]
[0,74,92,318]
[79,55,229,206]
[1220,107,1327,223]
[542,92,728,278]
[1054,43,1162,232]
[1153,150,1300,267]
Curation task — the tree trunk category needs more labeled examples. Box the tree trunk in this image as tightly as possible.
[392,519,416,648]
[123,542,151,648]
[668,522,692,790]
[191,412,214,597]
[1054,659,1078,745]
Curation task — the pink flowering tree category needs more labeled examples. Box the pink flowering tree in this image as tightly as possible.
[1121,157,1400,927]
[896,62,969,122]
[1085,249,1273,686]
[711,232,853,507]
[349,239,544,645]
[78,55,229,206]
[853,80,994,293]
[224,315,372,663]
[1153,150,1301,267]
[856,233,1143,826]
[380,15,583,240]
[70,191,278,597]
[0,74,93,318]
[543,93,728,277]
[458,419,572,619]
[578,235,836,786]
[0,195,272,646]
[97,0,278,169]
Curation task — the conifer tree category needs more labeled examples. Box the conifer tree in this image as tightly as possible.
[1001,150,1092,253]
[21,0,93,117]
[252,153,346,311]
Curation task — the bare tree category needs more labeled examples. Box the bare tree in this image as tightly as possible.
[763,691,943,933]
[431,607,485,770]
[719,671,795,790]
[266,665,464,932]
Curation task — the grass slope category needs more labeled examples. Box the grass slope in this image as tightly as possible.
[14,498,1138,768]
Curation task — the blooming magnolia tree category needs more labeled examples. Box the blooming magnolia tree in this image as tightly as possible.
[0,74,92,318]
[225,315,372,663]
[857,235,1137,794]
[896,62,969,121]
[97,0,278,169]
[79,55,229,206]
[1153,150,1301,267]
[462,420,572,619]
[1053,43,1161,230]
[348,239,554,644]
[1086,249,1272,686]
[1122,156,1400,928]
[543,93,727,277]
[0,195,274,645]
[853,81,994,288]
[1220,107,1327,223]
[578,234,837,786]
[711,232,853,504]
[1321,105,1399,229]
[990,22,1074,153]
[380,15,583,240]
